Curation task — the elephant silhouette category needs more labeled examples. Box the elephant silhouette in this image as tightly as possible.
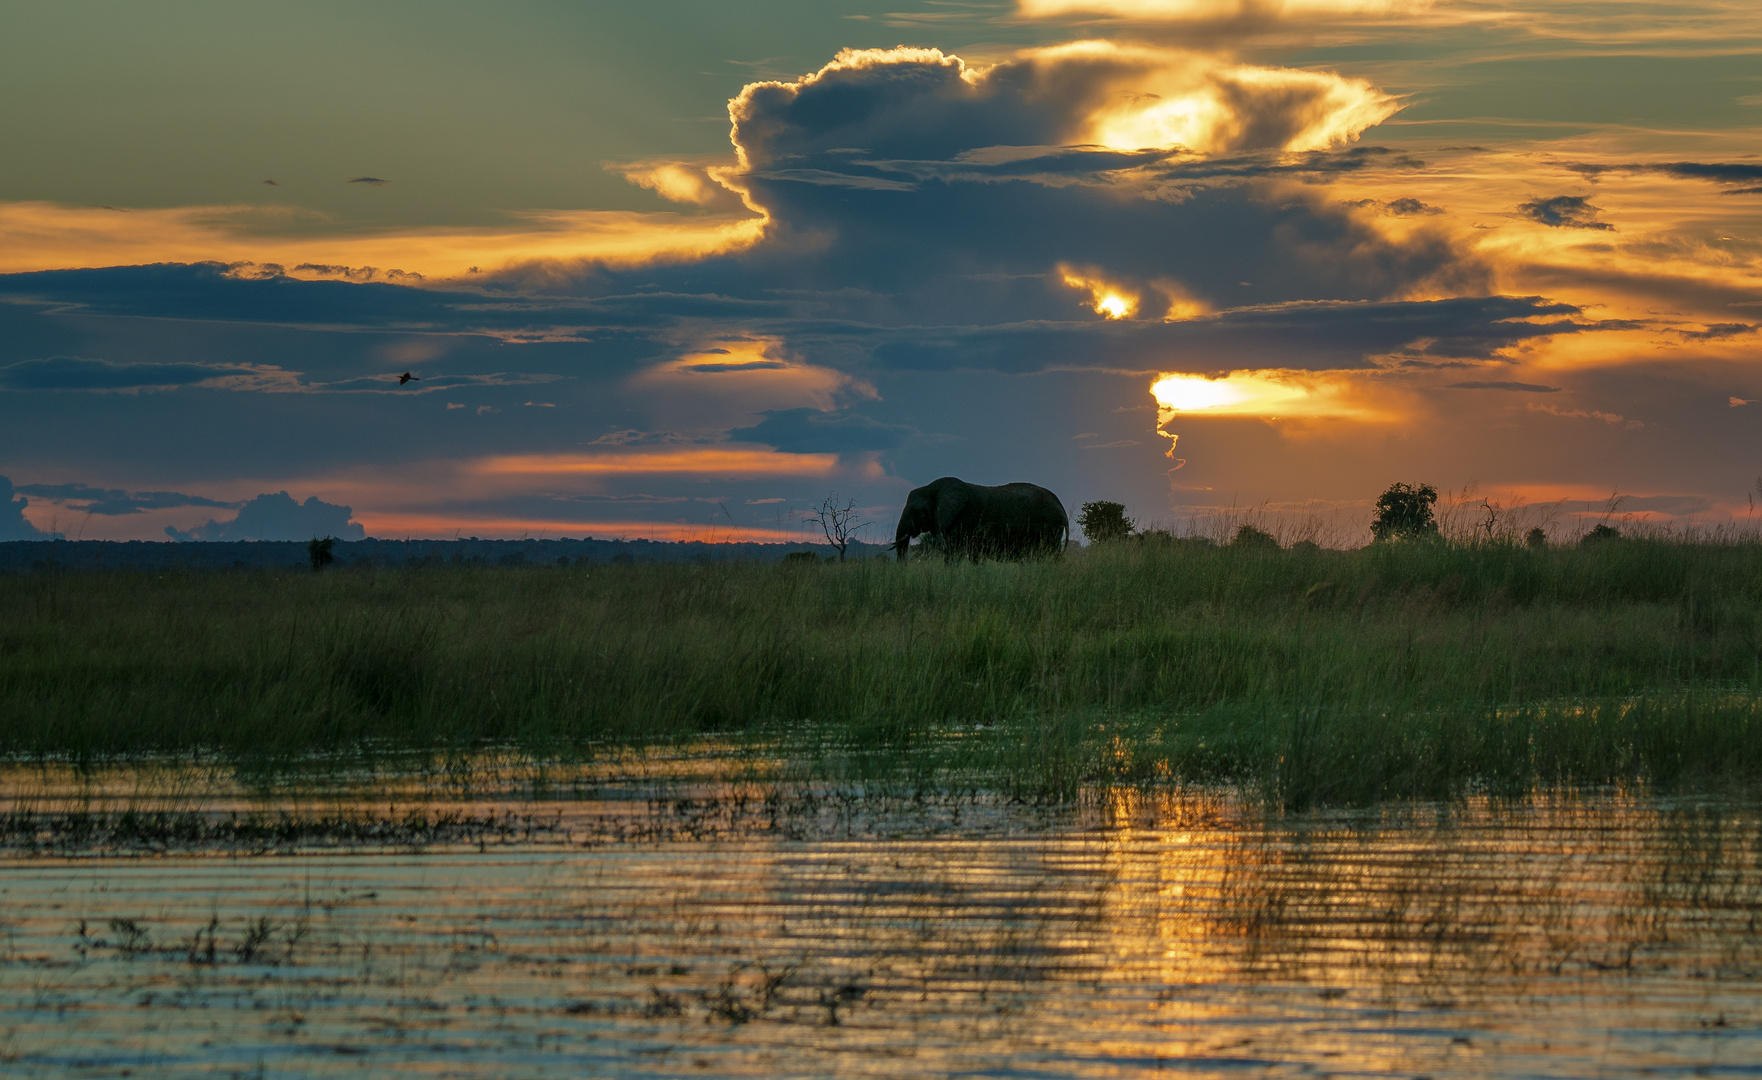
[893,477,1068,562]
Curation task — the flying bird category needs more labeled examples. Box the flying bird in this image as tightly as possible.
[398,372,419,385]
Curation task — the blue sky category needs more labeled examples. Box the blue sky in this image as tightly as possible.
[3,0,1761,542]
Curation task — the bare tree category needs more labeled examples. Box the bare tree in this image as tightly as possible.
[807,493,869,562]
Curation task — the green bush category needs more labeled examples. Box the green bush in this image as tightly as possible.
[1078,501,1134,543]
[1371,482,1439,542]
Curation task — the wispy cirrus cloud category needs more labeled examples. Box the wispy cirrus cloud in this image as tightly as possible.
[0,356,304,393]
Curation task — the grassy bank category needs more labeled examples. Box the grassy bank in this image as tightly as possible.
[4,537,1762,804]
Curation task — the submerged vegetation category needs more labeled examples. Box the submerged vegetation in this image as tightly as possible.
[4,533,1762,805]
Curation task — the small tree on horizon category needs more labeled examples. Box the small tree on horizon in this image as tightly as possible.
[307,535,335,571]
[807,493,868,562]
[1078,501,1134,544]
[1370,482,1439,542]
[1232,523,1279,549]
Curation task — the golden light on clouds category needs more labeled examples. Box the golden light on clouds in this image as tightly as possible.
[1152,370,1384,455]
[634,338,867,419]
[1018,0,1435,16]
[1153,372,1325,414]
[0,201,766,281]
[1030,42,1401,153]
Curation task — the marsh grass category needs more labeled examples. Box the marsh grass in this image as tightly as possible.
[5,535,1762,804]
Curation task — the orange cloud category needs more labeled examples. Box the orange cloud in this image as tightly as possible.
[0,201,765,280]
[472,449,840,479]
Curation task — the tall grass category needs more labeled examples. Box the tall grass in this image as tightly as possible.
[4,536,1762,803]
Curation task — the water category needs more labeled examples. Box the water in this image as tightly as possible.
[3,760,1761,1076]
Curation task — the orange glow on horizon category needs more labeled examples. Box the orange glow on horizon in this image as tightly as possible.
[353,513,815,544]
[0,201,767,281]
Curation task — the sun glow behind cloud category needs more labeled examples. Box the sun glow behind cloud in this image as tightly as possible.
[1026,42,1402,153]
[1018,0,1436,16]
[1060,264,1140,318]
[1151,371,1382,456]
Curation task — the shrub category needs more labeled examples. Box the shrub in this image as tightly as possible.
[1078,501,1135,544]
[1525,527,1548,549]
[1232,524,1280,549]
[306,536,335,572]
[1371,482,1439,542]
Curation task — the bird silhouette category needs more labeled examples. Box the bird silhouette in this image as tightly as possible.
[398,372,420,385]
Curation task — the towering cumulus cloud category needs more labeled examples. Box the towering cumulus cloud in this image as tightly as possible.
[729,43,1396,166]
[628,41,1480,372]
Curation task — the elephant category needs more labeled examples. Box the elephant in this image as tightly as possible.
[893,477,1069,562]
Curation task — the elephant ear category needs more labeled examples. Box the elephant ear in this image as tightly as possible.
[934,483,971,532]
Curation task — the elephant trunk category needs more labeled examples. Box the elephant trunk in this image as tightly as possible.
[894,507,923,561]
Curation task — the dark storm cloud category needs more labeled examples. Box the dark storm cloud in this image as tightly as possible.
[729,407,913,452]
[347,177,390,185]
[165,491,365,541]
[13,481,240,515]
[1447,380,1562,393]
[1517,196,1613,230]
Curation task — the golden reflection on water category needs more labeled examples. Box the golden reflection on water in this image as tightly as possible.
[1,761,1760,1076]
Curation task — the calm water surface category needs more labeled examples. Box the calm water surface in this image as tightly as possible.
[2,759,1760,1077]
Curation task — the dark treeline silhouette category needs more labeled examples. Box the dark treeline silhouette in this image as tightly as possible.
[0,536,884,574]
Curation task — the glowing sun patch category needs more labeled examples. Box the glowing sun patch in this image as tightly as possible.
[1060,264,1139,319]
[1152,373,1307,413]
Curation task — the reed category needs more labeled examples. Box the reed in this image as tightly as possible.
[4,535,1761,803]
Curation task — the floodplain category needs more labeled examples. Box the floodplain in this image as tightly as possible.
[4,536,1762,1074]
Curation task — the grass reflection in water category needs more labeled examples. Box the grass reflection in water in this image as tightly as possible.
[2,766,1760,1077]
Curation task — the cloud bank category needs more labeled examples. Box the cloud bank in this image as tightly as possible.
[0,475,59,540]
[165,492,366,542]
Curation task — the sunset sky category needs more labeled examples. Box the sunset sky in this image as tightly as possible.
[3,0,1761,543]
